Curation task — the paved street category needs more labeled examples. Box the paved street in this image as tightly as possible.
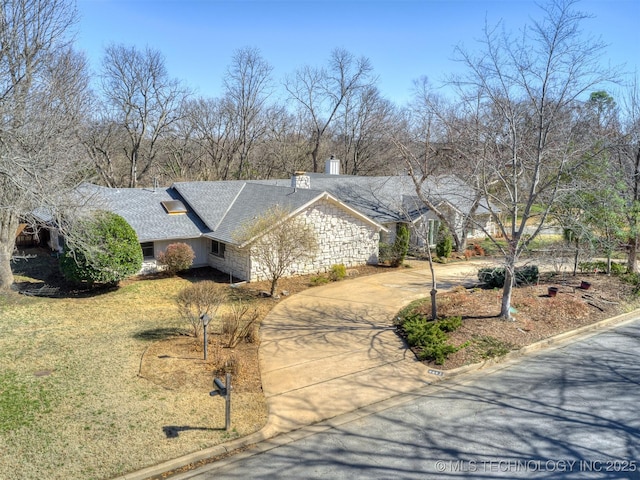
[174,317,640,479]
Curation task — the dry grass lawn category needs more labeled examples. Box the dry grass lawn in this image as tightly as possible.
[0,253,268,480]
[1,250,382,480]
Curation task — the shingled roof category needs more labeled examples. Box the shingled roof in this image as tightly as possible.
[77,184,209,242]
[174,182,328,244]
[246,174,487,224]
[79,173,482,246]
[81,180,385,246]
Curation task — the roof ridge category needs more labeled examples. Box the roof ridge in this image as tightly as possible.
[213,182,247,231]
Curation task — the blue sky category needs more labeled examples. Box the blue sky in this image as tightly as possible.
[76,0,639,105]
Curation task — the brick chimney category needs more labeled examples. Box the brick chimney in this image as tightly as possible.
[291,171,310,189]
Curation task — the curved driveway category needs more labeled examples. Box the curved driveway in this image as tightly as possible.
[258,260,490,436]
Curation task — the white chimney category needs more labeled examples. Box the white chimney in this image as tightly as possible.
[291,171,310,189]
[325,155,340,175]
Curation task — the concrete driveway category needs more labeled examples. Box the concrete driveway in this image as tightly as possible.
[259,260,489,435]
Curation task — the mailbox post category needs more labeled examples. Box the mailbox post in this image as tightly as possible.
[200,313,211,360]
[210,372,231,430]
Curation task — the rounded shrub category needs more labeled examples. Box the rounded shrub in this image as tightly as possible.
[157,242,195,275]
[60,211,143,286]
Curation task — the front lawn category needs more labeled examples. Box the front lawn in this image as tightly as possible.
[0,260,267,480]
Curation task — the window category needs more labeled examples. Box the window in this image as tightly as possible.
[161,200,187,214]
[211,240,225,258]
[141,242,154,258]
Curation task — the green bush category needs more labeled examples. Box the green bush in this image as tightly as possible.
[379,224,410,267]
[157,242,195,275]
[310,275,330,286]
[401,315,465,365]
[610,262,626,275]
[329,264,347,281]
[60,211,143,286]
[474,336,513,359]
[478,265,539,288]
[621,272,640,294]
[579,261,626,275]
[393,223,410,266]
[436,235,453,258]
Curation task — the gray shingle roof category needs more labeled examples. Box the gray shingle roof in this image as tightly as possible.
[247,174,486,223]
[204,183,325,244]
[78,173,483,246]
[78,184,209,242]
[172,181,247,231]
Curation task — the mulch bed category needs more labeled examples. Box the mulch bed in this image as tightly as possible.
[402,272,639,370]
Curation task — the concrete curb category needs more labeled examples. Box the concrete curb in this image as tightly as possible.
[114,306,640,480]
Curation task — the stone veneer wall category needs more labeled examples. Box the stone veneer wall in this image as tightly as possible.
[248,198,380,282]
[207,244,251,282]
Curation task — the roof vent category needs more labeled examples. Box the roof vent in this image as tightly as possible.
[161,200,188,215]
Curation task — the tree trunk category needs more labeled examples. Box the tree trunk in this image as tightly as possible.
[427,244,438,320]
[500,263,515,319]
[572,237,579,276]
[310,143,319,173]
[457,235,467,253]
[270,277,278,297]
[628,235,638,274]
[0,211,19,290]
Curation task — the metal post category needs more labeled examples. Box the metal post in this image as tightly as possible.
[200,313,211,361]
[225,372,231,431]
[203,323,208,360]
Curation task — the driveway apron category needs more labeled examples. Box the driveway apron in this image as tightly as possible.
[258,260,487,435]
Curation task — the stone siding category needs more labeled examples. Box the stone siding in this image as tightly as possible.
[248,198,379,282]
[207,243,251,282]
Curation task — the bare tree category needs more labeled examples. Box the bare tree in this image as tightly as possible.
[616,76,640,272]
[256,106,313,178]
[285,48,374,172]
[234,205,318,297]
[224,46,273,179]
[99,44,189,188]
[451,0,615,318]
[392,77,485,253]
[0,0,91,290]
[334,85,396,175]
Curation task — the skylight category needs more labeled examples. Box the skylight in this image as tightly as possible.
[161,200,188,215]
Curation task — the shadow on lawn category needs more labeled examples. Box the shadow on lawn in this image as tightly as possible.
[162,425,223,438]
[133,327,188,341]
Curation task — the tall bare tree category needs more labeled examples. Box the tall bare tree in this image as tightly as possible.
[285,48,374,172]
[182,96,238,180]
[334,85,396,175]
[0,0,90,290]
[224,46,273,179]
[616,77,640,272]
[392,77,486,253]
[451,0,615,318]
[98,44,189,188]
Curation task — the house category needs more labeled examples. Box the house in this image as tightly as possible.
[76,158,493,282]
[247,157,495,249]
[79,174,384,281]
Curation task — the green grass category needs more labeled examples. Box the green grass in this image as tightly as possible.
[0,271,267,480]
[0,371,53,432]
